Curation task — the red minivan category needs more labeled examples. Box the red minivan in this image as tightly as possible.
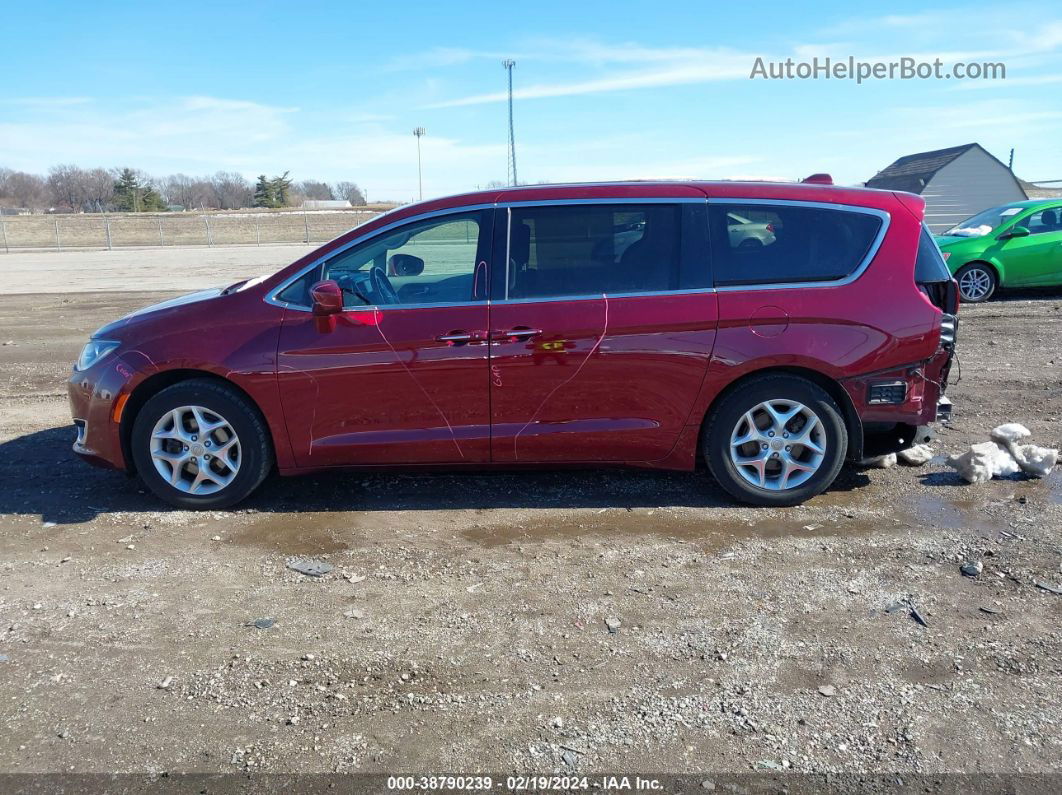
[68,180,958,509]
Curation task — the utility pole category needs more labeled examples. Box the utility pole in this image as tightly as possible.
[1008,148,1015,170]
[503,59,518,186]
[413,127,426,200]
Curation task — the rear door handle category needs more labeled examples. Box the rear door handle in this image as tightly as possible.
[494,327,542,341]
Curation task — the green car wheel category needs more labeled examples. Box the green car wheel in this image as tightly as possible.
[955,263,997,302]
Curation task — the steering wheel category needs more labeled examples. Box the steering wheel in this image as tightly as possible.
[369,265,400,305]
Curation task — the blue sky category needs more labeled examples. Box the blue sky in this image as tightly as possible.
[2,0,1061,201]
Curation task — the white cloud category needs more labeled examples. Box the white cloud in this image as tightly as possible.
[427,45,754,107]
[423,16,1062,108]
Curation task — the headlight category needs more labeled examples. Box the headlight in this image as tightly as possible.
[76,339,120,371]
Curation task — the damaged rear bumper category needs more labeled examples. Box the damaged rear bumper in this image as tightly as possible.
[844,346,954,459]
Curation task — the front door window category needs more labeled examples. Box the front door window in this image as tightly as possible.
[275,211,487,308]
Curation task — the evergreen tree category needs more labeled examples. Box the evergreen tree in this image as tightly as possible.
[270,171,293,207]
[112,167,166,212]
[253,175,275,208]
[253,172,294,208]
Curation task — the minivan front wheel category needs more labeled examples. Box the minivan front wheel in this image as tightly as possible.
[131,379,272,509]
[704,375,847,506]
[954,262,997,302]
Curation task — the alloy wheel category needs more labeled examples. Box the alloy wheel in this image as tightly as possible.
[729,399,827,491]
[149,405,241,495]
[958,266,993,301]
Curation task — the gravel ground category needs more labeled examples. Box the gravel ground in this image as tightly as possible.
[0,275,1060,779]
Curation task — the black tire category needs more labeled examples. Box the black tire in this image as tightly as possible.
[703,375,848,507]
[131,378,272,509]
[954,262,997,303]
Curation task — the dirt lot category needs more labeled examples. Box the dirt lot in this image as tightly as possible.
[0,249,1060,779]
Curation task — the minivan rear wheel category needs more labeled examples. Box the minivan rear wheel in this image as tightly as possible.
[704,375,847,507]
[954,262,997,302]
[131,379,272,509]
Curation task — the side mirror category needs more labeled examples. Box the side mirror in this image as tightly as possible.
[999,226,1030,239]
[387,253,425,277]
[310,279,343,333]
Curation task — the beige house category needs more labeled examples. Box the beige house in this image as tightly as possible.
[866,143,1027,233]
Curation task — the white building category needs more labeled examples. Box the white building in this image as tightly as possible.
[302,200,353,211]
[866,143,1027,233]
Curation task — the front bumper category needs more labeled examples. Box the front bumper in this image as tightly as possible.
[68,356,137,471]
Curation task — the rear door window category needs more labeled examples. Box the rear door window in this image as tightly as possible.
[503,203,687,299]
[708,203,883,286]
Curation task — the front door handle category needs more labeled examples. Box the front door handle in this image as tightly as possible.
[494,327,542,341]
[436,330,487,345]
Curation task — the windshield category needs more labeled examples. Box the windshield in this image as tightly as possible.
[942,204,1025,237]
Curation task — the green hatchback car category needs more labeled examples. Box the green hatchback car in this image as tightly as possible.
[935,199,1062,302]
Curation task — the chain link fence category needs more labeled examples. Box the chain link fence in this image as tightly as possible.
[0,209,385,252]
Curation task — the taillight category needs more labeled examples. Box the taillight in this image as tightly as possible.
[939,313,957,348]
[941,251,951,262]
[766,223,775,234]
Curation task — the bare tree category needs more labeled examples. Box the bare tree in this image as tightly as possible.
[0,168,50,209]
[163,174,200,209]
[297,180,335,201]
[162,174,225,210]
[332,181,366,205]
[209,171,252,210]
[82,168,115,211]
[47,164,89,211]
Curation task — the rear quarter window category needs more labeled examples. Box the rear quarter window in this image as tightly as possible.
[915,225,952,283]
[708,203,883,286]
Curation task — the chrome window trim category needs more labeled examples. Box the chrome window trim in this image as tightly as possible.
[504,206,512,301]
[501,197,706,209]
[706,198,890,292]
[264,203,496,311]
[493,287,716,305]
[312,300,488,313]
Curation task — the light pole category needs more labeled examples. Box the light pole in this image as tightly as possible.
[503,60,517,186]
[413,127,426,200]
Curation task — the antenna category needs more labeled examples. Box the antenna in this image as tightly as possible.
[503,59,518,186]
[413,127,426,200]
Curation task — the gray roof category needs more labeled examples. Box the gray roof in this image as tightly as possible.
[864,142,1025,195]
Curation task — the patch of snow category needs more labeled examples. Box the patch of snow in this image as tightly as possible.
[898,444,934,466]
[862,453,897,468]
[1004,442,1058,478]
[948,441,1020,484]
[947,224,993,237]
[990,423,1031,444]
